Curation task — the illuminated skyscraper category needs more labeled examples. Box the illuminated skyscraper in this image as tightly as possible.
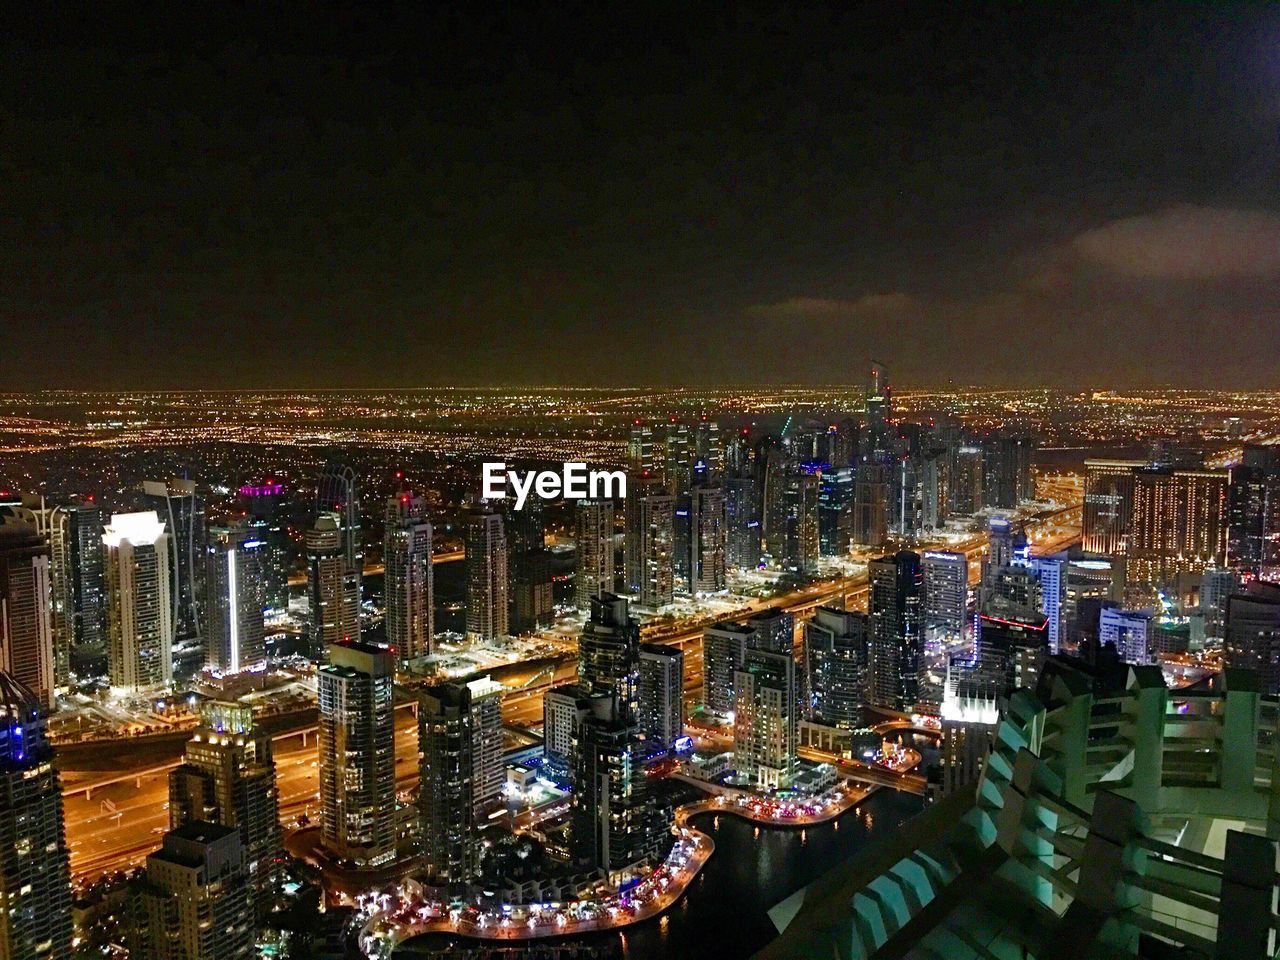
[626,480,674,607]
[702,622,753,716]
[0,521,56,709]
[315,461,362,584]
[0,672,72,958]
[689,483,727,592]
[869,550,923,711]
[572,696,656,875]
[734,646,797,789]
[725,472,762,569]
[137,823,255,960]
[1081,459,1143,556]
[383,490,433,662]
[507,500,553,633]
[1127,466,1229,603]
[237,482,290,614]
[103,511,174,691]
[465,675,505,818]
[317,640,396,868]
[574,499,615,609]
[169,701,282,896]
[66,496,105,669]
[1224,582,1280,694]
[578,593,640,710]
[804,607,869,728]
[637,644,684,748]
[852,462,891,547]
[305,514,360,655]
[203,525,266,675]
[418,683,478,884]
[0,495,73,692]
[922,550,968,647]
[1098,607,1154,664]
[464,503,508,642]
[142,479,205,640]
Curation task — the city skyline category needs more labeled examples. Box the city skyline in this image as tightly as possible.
[3,5,1280,390]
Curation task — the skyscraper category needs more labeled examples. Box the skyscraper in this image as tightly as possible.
[137,822,255,960]
[734,646,797,789]
[1081,459,1143,556]
[507,501,553,633]
[869,550,923,711]
[1098,607,1154,664]
[238,482,290,615]
[203,525,266,675]
[1224,582,1280,694]
[1127,466,1229,603]
[318,639,396,869]
[578,593,640,709]
[464,503,508,642]
[169,701,282,896]
[574,499,615,609]
[702,622,754,717]
[383,490,433,662]
[103,511,174,691]
[66,496,106,671]
[315,461,362,583]
[803,607,869,728]
[625,475,675,607]
[688,483,727,593]
[778,472,820,574]
[465,675,505,818]
[418,683,478,885]
[1201,566,1238,644]
[637,644,684,748]
[0,495,73,692]
[922,550,968,648]
[724,472,761,570]
[305,514,360,655]
[0,521,56,709]
[746,608,794,655]
[0,673,72,958]
[142,479,205,640]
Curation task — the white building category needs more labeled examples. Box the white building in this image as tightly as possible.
[103,511,173,691]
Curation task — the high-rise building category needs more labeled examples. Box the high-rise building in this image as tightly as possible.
[688,484,726,593]
[702,622,754,716]
[776,472,820,575]
[465,676,505,818]
[572,696,657,876]
[203,525,266,675]
[734,647,797,789]
[1081,459,1143,556]
[0,495,74,692]
[0,521,56,709]
[863,361,893,463]
[1227,445,1280,576]
[574,499,615,609]
[237,482,290,614]
[625,478,674,608]
[137,822,255,960]
[852,462,891,548]
[305,514,360,655]
[976,610,1050,693]
[724,473,761,570]
[315,462,362,585]
[66,496,106,670]
[464,503,508,642]
[507,501,553,633]
[383,490,433,662]
[317,639,395,869]
[142,479,205,640]
[1030,554,1065,655]
[627,422,658,480]
[937,655,999,798]
[1201,566,1238,644]
[637,644,684,748]
[1098,607,1154,664]
[418,683,478,884]
[1224,582,1280,694]
[103,511,174,691]
[818,465,855,556]
[1127,466,1229,603]
[922,550,967,647]
[869,551,923,711]
[949,444,984,516]
[0,673,72,958]
[803,607,869,728]
[578,593,640,709]
[169,701,282,896]
[542,683,604,767]
[981,433,1036,509]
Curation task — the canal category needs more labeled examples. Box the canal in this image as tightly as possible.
[395,786,926,959]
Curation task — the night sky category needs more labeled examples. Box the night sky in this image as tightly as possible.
[3,4,1279,390]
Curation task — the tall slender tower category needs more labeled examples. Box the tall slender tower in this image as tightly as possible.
[103,512,174,691]
[574,499,615,609]
[0,672,72,957]
[384,490,433,662]
[0,495,73,693]
[237,481,290,615]
[0,521,56,709]
[869,550,923,711]
[66,496,105,668]
[318,640,396,868]
[315,462,362,580]
[689,484,727,593]
[142,479,205,640]
[306,515,360,656]
[418,683,478,884]
[204,525,266,675]
[170,701,283,897]
[464,504,508,642]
